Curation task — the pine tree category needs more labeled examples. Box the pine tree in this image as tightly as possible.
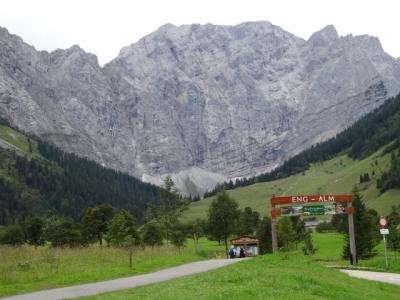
[387,205,400,255]
[256,217,272,254]
[342,189,380,260]
[278,217,295,251]
[302,229,317,255]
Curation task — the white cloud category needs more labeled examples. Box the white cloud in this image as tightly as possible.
[1,0,399,65]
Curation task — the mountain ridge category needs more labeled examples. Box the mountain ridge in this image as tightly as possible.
[1,21,400,195]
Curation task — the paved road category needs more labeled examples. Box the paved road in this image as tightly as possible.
[341,269,400,285]
[2,259,245,300]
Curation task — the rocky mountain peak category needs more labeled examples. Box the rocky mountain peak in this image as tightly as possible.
[50,45,100,67]
[1,21,399,195]
[308,25,338,46]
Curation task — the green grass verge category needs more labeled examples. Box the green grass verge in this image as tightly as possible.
[79,252,400,300]
[185,147,400,221]
[312,232,400,273]
[0,238,224,297]
[0,125,40,156]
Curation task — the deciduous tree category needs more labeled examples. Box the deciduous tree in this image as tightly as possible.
[81,204,114,246]
[141,220,163,248]
[207,190,239,257]
[105,209,137,246]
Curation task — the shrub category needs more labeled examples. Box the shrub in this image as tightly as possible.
[315,222,335,233]
[45,219,82,247]
[0,224,25,245]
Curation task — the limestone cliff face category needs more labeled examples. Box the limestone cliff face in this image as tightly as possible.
[1,22,399,195]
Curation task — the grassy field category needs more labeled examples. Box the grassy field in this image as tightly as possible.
[311,232,344,262]
[0,239,225,297]
[3,232,400,298]
[0,125,41,156]
[307,232,400,274]
[79,251,400,300]
[185,147,400,221]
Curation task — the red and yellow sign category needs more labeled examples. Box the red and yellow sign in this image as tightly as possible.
[271,194,352,206]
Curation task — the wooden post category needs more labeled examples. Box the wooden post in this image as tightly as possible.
[347,202,357,265]
[271,216,278,253]
[271,198,279,253]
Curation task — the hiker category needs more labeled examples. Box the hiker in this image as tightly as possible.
[228,245,236,259]
[239,247,245,258]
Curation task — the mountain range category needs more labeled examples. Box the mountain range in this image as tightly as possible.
[1,21,399,195]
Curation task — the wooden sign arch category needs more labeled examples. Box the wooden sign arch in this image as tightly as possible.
[270,194,356,265]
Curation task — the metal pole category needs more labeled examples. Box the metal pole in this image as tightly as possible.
[383,234,388,269]
[347,202,357,265]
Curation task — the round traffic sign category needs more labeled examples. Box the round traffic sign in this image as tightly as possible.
[379,217,388,228]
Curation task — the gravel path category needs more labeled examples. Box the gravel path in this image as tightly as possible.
[341,269,400,285]
[2,259,245,300]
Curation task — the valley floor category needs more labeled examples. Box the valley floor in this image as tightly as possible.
[77,253,400,300]
[0,239,225,297]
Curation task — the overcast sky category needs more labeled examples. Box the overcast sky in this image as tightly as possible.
[1,0,399,65]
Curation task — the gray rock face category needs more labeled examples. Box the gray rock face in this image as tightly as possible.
[1,22,400,195]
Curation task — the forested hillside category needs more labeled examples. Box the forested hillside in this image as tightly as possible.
[205,92,400,197]
[0,124,161,225]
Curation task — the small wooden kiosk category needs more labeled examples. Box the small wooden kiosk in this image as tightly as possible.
[230,236,259,257]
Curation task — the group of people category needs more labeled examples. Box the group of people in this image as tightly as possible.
[228,245,245,259]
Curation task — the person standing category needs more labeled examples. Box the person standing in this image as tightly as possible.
[228,245,236,259]
[239,247,245,258]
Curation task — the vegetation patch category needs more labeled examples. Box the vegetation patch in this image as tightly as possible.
[78,253,400,300]
[0,238,224,297]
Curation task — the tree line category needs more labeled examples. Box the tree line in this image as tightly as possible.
[0,137,163,225]
[205,190,317,256]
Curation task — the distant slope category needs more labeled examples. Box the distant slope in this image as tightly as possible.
[187,92,400,220]
[205,92,400,196]
[185,145,400,220]
[0,124,161,224]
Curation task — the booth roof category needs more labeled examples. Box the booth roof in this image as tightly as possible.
[231,235,259,245]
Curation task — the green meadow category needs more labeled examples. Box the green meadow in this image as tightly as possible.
[0,125,41,157]
[185,147,400,221]
[0,239,225,297]
[3,230,400,298]
[79,241,400,300]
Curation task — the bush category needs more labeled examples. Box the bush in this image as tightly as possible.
[141,220,163,247]
[170,223,187,249]
[24,217,45,247]
[0,224,25,245]
[45,219,82,247]
[315,222,335,233]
